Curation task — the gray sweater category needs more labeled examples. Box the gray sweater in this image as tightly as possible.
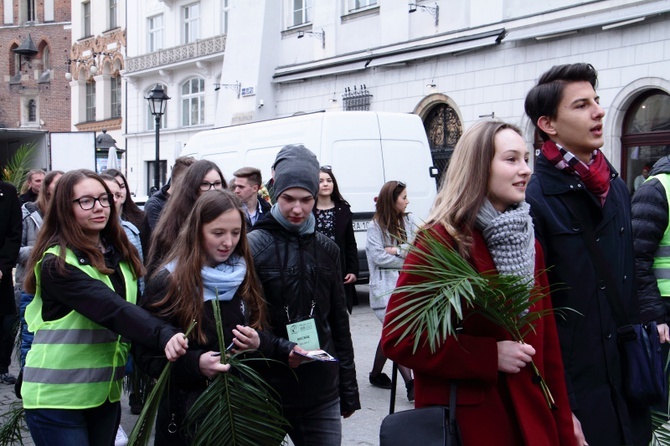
[365,214,416,314]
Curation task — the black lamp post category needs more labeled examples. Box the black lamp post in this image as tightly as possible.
[145,84,170,193]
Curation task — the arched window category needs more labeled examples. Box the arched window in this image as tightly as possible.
[86,80,96,121]
[181,77,205,127]
[423,103,463,185]
[622,90,670,193]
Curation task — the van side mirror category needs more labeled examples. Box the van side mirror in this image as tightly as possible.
[429,166,439,178]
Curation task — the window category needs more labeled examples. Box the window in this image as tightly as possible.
[181,77,205,127]
[24,0,36,22]
[221,0,229,34]
[148,15,163,52]
[622,90,670,193]
[146,160,167,195]
[147,84,168,130]
[292,0,310,26]
[28,99,37,122]
[83,2,91,37]
[111,76,122,118]
[109,0,118,29]
[42,46,50,71]
[348,0,376,11]
[86,81,96,121]
[183,3,200,44]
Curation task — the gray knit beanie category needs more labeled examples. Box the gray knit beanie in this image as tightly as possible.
[272,144,320,201]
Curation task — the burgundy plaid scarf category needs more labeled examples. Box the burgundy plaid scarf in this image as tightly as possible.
[541,140,611,205]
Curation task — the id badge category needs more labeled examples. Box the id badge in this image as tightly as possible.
[286,318,320,350]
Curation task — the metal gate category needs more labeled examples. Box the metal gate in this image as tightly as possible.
[423,104,462,185]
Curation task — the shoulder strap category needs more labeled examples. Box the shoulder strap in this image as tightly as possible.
[557,193,631,328]
[388,362,458,423]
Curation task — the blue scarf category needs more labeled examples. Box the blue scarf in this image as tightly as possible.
[165,254,246,301]
[270,203,315,235]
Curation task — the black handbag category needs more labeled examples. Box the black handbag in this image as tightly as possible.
[380,364,462,446]
[559,194,667,406]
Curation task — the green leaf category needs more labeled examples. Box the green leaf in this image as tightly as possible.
[128,321,197,446]
[185,299,288,445]
[0,402,27,446]
[1,143,36,189]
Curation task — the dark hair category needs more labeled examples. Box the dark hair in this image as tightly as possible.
[152,189,267,343]
[35,170,64,215]
[373,181,408,245]
[24,169,144,293]
[147,160,226,273]
[233,166,262,187]
[171,156,196,185]
[102,169,144,228]
[319,166,349,206]
[524,63,598,141]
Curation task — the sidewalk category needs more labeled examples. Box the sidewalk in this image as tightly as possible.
[0,286,412,445]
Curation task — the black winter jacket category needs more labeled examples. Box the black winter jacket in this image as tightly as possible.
[135,268,290,445]
[632,156,670,324]
[247,215,360,413]
[527,154,649,446]
[143,185,169,232]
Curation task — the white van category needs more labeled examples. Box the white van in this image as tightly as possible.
[182,110,438,281]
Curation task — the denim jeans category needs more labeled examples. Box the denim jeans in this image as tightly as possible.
[283,398,342,446]
[25,400,120,446]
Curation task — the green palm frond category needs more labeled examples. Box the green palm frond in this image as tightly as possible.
[1,143,36,189]
[186,298,288,446]
[128,321,197,446]
[0,402,27,445]
[385,229,576,409]
[386,229,566,353]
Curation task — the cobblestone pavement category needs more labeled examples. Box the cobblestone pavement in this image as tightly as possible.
[0,286,412,445]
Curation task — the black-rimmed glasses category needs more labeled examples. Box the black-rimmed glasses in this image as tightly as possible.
[397,181,406,188]
[72,194,113,210]
[321,165,332,170]
[199,181,223,191]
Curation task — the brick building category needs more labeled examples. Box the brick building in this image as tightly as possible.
[0,0,72,169]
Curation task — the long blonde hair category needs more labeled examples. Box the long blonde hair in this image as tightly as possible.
[426,120,523,256]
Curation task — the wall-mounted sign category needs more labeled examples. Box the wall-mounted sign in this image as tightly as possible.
[241,86,255,97]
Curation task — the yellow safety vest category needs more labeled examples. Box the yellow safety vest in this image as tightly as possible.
[649,174,670,296]
[23,246,137,409]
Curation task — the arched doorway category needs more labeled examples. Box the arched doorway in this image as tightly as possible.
[622,89,670,194]
[423,103,462,185]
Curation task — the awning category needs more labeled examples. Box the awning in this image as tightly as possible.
[273,59,370,83]
[505,1,670,41]
[368,31,504,68]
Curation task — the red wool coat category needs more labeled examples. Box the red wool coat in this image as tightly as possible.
[382,225,574,446]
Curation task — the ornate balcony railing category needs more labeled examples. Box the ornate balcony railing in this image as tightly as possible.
[125,35,226,73]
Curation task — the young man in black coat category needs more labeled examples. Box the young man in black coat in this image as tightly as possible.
[525,63,650,446]
[247,145,360,446]
[0,181,22,384]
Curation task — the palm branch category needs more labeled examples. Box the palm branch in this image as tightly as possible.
[1,143,36,189]
[386,228,574,408]
[186,298,288,446]
[0,402,27,445]
[128,321,197,446]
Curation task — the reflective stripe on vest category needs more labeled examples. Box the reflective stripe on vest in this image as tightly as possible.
[22,246,138,410]
[650,174,670,295]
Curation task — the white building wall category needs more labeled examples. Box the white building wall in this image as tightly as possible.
[119,0,670,195]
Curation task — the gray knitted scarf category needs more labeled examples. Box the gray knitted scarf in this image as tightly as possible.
[475,200,535,290]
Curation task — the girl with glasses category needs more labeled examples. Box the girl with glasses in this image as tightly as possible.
[147,160,226,275]
[313,166,359,313]
[21,169,188,446]
[366,180,415,400]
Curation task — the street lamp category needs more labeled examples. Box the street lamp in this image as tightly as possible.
[145,84,170,193]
